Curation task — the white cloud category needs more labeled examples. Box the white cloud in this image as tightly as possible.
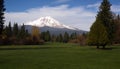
[112,5,120,13]
[5,5,97,31]
[87,2,120,14]
[87,2,100,8]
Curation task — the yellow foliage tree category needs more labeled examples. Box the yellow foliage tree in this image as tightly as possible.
[31,26,40,42]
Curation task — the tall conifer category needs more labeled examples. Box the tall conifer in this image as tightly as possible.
[0,0,5,34]
[87,0,115,48]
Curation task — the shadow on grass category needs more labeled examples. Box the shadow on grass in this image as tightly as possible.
[89,45,120,50]
[99,48,113,50]
[97,46,120,50]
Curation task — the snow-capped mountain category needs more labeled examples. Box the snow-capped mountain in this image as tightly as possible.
[25,16,87,35]
[26,16,77,30]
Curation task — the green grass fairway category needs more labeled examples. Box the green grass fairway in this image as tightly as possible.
[0,43,120,69]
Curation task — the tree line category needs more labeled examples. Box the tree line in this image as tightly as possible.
[0,22,87,45]
[0,0,87,45]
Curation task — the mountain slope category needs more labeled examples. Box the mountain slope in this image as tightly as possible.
[25,25,87,35]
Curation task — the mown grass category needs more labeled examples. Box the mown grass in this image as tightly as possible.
[0,43,120,69]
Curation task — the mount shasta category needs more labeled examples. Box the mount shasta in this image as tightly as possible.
[25,16,86,35]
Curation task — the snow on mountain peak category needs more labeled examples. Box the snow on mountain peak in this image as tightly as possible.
[26,16,77,30]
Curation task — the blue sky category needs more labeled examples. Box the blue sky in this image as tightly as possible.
[5,0,120,31]
[5,0,120,12]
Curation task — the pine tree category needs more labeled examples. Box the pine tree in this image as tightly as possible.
[87,0,115,48]
[51,34,56,42]
[87,19,109,48]
[97,0,115,43]
[2,23,12,44]
[70,32,77,40]
[59,34,63,42]
[41,32,45,41]
[3,22,12,37]
[0,0,5,34]
[56,34,63,42]
[44,31,51,42]
[63,32,69,43]
[8,22,12,37]
[13,23,19,37]
[19,24,26,38]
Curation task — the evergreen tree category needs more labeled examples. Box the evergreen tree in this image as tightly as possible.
[70,32,77,40]
[8,22,12,37]
[59,34,63,42]
[19,24,26,38]
[44,31,51,41]
[56,34,63,42]
[97,0,115,43]
[63,32,69,43]
[41,32,45,41]
[51,34,56,42]
[4,22,12,37]
[87,19,109,48]
[13,23,19,37]
[4,26,8,36]
[0,0,5,34]
[87,0,114,48]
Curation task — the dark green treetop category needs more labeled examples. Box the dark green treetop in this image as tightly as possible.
[0,0,5,34]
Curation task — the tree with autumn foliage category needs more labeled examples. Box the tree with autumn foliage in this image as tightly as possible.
[31,26,41,44]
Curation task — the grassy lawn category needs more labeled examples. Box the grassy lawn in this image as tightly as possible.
[0,43,120,69]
